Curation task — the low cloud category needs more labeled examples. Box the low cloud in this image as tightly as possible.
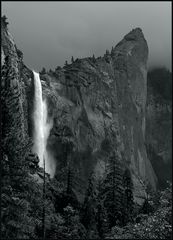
[2,2,171,71]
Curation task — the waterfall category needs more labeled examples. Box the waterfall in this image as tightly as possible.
[32,71,44,168]
[32,71,55,177]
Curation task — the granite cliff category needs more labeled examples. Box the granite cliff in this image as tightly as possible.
[146,68,172,188]
[1,18,158,204]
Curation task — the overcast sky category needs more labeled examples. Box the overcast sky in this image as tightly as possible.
[2,1,172,72]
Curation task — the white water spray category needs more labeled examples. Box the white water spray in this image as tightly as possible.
[32,71,56,177]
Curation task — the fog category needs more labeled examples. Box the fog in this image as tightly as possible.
[2,2,171,71]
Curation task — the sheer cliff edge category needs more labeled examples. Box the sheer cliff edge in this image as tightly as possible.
[1,18,157,204]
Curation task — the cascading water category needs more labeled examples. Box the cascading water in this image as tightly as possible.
[32,71,44,168]
[32,71,56,177]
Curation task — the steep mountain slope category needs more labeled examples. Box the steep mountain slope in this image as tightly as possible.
[41,28,157,201]
[146,68,172,188]
[1,17,157,204]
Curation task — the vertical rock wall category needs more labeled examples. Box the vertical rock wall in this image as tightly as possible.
[1,18,157,203]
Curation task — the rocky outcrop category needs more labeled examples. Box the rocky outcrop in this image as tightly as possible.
[1,17,157,204]
[1,18,29,153]
[40,28,157,203]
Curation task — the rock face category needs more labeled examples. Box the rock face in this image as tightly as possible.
[146,76,172,189]
[1,18,157,204]
[41,28,157,203]
[1,18,29,150]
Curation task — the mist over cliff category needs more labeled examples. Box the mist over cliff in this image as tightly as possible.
[2,2,171,71]
[1,15,172,239]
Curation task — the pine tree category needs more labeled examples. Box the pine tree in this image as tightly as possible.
[95,179,109,238]
[122,168,134,225]
[62,140,74,195]
[140,180,154,214]
[2,15,9,27]
[54,139,83,211]
[71,56,74,63]
[106,49,110,55]
[92,54,96,63]
[40,67,46,74]
[42,157,46,239]
[145,181,154,201]
[103,151,124,228]
[55,66,61,72]
[111,46,114,56]
[81,172,97,236]
[66,166,73,195]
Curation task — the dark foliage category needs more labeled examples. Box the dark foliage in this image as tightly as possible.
[1,15,9,27]
[102,151,125,228]
[92,54,96,63]
[147,144,172,189]
[147,67,172,100]
[95,180,109,238]
[40,67,46,75]
[81,173,97,230]
[121,168,134,225]
[101,138,112,153]
[71,56,74,63]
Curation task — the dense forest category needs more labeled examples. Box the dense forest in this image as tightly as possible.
[1,136,172,239]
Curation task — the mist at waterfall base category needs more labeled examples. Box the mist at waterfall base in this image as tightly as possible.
[32,71,56,177]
